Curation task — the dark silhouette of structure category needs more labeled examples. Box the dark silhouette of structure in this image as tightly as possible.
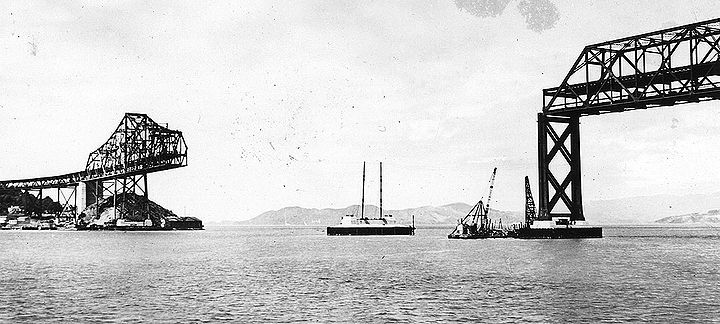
[0,113,187,222]
[524,176,536,226]
[538,18,720,222]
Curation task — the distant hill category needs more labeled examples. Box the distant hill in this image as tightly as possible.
[655,209,720,224]
[236,203,524,226]
[584,192,720,224]
[218,192,720,226]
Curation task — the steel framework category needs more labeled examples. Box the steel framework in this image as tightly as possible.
[0,113,187,190]
[0,171,86,190]
[85,174,149,222]
[84,113,187,181]
[0,113,186,222]
[538,18,720,221]
[524,176,536,225]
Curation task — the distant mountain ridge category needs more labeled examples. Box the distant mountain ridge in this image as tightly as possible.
[217,192,720,226]
[584,191,720,224]
[655,209,720,224]
[236,203,524,226]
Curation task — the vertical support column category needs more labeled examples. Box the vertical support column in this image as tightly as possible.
[80,180,98,214]
[74,185,78,223]
[113,177,117,220]
[570,116,584,221]
[537,113,549,220]
[39,188,43,216]
[122,177,126,220]
[95,180,102,211]
[144,173,150,222]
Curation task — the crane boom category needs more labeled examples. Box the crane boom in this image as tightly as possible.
[448,167,502,238]
[524,176,537,225]
[484,167,497,214]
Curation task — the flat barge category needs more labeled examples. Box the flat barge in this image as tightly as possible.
[510,226,602,239]
[327,224,414,236]
[327,162,415,236]
[447,228,506,239]
[505,176,602,239]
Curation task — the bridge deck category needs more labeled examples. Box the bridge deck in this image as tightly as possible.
[0,171,86,190]
[544,61,720,116]
[0,163,186,190]
[545,61,720,99]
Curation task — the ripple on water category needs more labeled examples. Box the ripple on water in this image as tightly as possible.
[0,227,719,322]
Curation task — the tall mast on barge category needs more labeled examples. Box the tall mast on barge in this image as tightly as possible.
[361,161,366,220]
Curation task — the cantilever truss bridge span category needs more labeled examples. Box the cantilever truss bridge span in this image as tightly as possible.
[538,18,720,222]
[0,113,187,220]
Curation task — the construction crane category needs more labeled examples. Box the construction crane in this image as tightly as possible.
[448,168,504,239]
[524,176,536,226]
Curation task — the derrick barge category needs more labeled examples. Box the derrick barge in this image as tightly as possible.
[447,168,505,239]
[509,222,602,239]
[507,176,602,239]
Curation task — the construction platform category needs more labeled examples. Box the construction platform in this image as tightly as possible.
[510,226,602,239]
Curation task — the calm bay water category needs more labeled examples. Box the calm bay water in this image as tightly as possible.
[1,226,719,323]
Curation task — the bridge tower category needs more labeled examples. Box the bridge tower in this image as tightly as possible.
[538,18,720,223]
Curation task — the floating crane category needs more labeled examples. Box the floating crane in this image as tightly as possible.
[448,168,505,239]
[507,175,601,238]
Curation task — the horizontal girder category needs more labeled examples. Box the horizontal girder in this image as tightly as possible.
[0,171,83,189]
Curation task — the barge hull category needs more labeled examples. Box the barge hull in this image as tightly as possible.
[327,226,415,236]
[77,225,203,231]
[513,227,602,239]
[447,235,500,239]
[447,230,507,239]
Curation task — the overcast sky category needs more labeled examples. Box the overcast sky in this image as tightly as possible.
[2,1,720,221]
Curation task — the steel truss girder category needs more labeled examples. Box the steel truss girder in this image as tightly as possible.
[85,113,187,181]
[0,113,187,190]
[544,18,720,116]
[537,113,583,221]
[0,171,86,190]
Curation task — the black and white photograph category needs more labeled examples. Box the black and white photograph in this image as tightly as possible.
[1,1,719,322]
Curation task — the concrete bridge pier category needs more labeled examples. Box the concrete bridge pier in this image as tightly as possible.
[77,180,101,215]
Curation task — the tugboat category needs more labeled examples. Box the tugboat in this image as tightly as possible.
[327,162,415,236]
[448,168,507,239]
